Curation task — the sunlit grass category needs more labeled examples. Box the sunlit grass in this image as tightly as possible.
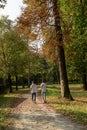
[0,86,29,129]
[0,93,19,129]
[47,84,87,125]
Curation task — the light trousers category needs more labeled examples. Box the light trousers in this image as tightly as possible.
[42,92,46,103]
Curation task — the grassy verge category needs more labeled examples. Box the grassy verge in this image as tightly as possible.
[0,86,29,129]
[47,84,87,126]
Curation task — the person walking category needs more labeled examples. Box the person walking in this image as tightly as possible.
[30,81,37,103]
[40,81,47,103]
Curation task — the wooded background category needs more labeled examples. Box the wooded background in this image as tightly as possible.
[0,0,87,100]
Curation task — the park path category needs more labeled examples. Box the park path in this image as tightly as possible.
[3,92,87,130]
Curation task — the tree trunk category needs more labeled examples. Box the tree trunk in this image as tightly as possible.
[8,74,12,93]
[27,42,31,87]
[82,68,87,90]
[52,0,73,100]
[15,75,18,91]
[0,78,6,94]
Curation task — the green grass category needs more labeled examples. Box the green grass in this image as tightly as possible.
[0,94,18,129]
[0,86,29,129]
[47,84,87,125]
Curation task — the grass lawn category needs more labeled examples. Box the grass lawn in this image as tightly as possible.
[47,84,87,126]
[0,86,29,129]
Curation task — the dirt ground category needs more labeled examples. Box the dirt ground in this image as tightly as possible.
[3,92,87,130]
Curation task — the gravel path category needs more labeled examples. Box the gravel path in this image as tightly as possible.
[3,93,87,130]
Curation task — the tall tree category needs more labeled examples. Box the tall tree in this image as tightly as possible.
[0,16,28,92]
[0,16,13,92]
[52,0,73,99]
[17,0,73,99]
[60,0,87,90]
[73,0,87,90]
[58,0,87,90]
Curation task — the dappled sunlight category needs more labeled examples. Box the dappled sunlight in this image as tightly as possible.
[4,101,86,130]
[47,92,87,125]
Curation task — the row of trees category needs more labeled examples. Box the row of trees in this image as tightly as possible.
[0,16,28,92]
[0,16,57,93]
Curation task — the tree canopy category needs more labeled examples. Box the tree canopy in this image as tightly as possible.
[0,0,87,96]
